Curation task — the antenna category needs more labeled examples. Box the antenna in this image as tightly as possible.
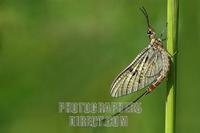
[139,6,151,28]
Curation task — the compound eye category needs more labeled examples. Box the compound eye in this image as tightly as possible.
[147,30,152,34]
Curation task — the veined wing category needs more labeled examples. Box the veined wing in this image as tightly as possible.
[110,46,163,97]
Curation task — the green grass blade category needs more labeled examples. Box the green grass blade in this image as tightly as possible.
[165,0,179,133]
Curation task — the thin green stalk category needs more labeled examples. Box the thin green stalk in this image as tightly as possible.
[165,0,178,133]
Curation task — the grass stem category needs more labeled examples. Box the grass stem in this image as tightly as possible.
[165,0,179,133]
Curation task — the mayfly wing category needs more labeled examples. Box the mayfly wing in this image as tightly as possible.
[110,46,163,97]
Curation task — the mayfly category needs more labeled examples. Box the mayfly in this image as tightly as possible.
[106,7,172,119]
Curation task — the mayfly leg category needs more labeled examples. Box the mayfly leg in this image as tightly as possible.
[167,51,177,62]
[160,22,168,40]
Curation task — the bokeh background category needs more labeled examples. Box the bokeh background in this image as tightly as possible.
[0,0,200,133]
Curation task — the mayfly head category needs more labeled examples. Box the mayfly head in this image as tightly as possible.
[139,6,156,39]
[147,28,156,39]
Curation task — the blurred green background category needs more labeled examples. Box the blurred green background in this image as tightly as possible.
[0,0,200,133]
